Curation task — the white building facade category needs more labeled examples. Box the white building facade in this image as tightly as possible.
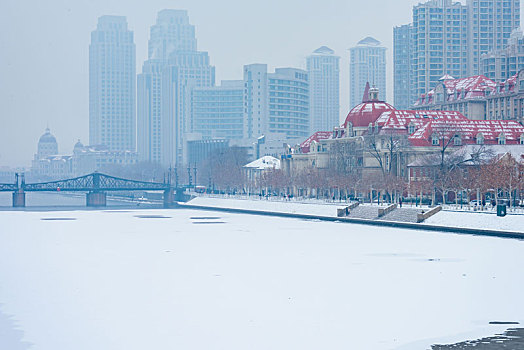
[306,46,340,134]
[349,37,387,108]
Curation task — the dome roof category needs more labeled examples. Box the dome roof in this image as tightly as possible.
[343,101,396,128]
[39,128,57,144]
[74,139,84,149]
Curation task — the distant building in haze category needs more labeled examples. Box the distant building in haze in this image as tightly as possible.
[482,28,524,82]
[89,16,136,152]
[137,10,215,167]
[306,46,340,133]
[349,37,386,108]
[191,80,245,140]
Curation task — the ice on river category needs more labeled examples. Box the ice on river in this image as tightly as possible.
[0,208,522,350]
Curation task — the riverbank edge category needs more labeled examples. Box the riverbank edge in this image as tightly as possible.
[179,202,524,240]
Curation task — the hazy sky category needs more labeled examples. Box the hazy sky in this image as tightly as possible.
[1,0,522,167]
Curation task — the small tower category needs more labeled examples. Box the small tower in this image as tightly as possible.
[369,86,380,101]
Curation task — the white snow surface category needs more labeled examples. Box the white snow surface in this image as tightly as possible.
[424,210,524,233]
[0,209,523,350]
[187,196,343,216]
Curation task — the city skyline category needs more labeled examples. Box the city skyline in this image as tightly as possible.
[1,0,523,167]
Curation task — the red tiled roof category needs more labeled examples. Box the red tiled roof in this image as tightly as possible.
[409,120,524,146]
[343,101,396,128]
[300,131,333,153]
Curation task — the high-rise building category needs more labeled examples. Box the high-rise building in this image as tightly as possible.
[349,37,387,109]
[306,46,340,133]
[191,80,244,140]
[137,10,215,167]
[243,64,310,141]
[482,28,524,81]
[393,24,414,109]
[411,0,469,103]
[89,16,136,151]
[468,0,521,76]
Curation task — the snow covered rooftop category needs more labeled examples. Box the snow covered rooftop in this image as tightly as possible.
[243,156,281,170]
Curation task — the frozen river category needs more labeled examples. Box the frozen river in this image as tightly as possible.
[0,207,523,349]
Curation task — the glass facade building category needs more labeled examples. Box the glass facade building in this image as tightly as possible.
[89,16,136,152]
[394,24,414,109]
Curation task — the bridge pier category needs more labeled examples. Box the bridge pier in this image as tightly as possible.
[86,191,106,207]
[163,189,175,208]
[12,190,25,207]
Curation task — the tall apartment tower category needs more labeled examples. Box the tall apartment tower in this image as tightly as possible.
[137,10,214,166]
[411,0,468,102]
[468,0,521,75]
[89,16,136,151]
[482,28,524,81]
[306,46,340,133]
[349,37,387,108]
[393,24,414,109]
[243,64,309,141]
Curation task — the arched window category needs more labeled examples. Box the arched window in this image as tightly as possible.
[498,132,506,145]
[408,122,416,135]
[476,133,484,145]
[368,123,373,134]
[520,133,524,145]
[431,134,440,146]
[454,134,462,146]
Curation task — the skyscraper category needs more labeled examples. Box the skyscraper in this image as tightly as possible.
[468,0,521,75]
[393,24,413,109]
[306,46,340,133]
[411,0,469,102]
[243,64,310,141]
[482,28,524,81]
[89,16,136,151]
[349,37,387,108]
[137,10,214,166]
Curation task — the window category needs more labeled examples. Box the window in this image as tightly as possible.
[408,123,416,134]
[520,134,524,145]
[432,134,440,145]
[454,134,462,146]
[476,133,484,145]
[498,132,506,145]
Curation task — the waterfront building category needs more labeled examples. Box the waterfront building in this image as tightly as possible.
[306,46,340,134]
[191,80,244,140]
[413,69,524,123]
[281,86,524,181]
[137,10,215,167]
[349,37,387,108]
[468,0,521,76]
[394,24,414,109]
[243,64,309,141]
[482,28,524,81]
[89,16,136,151]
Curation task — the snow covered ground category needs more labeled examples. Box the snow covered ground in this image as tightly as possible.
[0,208,523,350]
[424,210,524,233]
[187,196,344,216]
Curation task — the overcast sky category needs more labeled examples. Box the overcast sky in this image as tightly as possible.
[1,0,521,167]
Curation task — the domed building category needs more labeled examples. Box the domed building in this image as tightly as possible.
[36,128,58,159]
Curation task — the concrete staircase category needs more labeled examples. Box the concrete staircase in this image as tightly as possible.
[346,205,379,220]
[379,208,421,223]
